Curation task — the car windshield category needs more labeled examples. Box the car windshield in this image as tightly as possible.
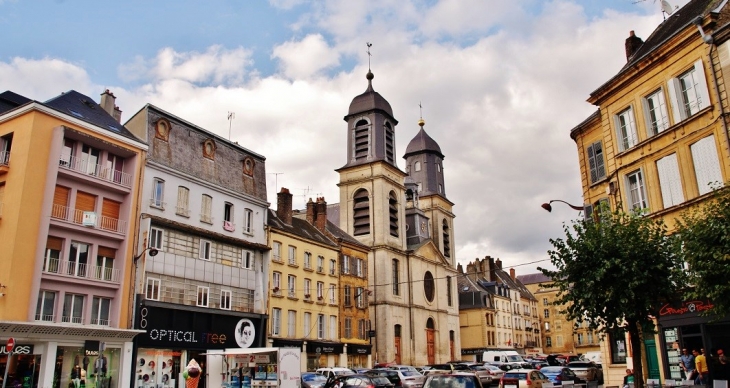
[503,373,527,380]
[469,366,487,371]
[484,366,501,371]
[425,376,477,388]
[335,371,353,376]
[303,374,328,382]
[506,356,524,362]
[370,376,392,386]
[539,368,563,374]
[401,371,421,377]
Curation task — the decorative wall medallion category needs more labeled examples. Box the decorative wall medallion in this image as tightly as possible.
[203,139,216,159]
[155,119,171,141]
[243,157,255,176]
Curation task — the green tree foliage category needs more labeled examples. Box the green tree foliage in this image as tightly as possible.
[540,209,686,388]
[676,185,730,317]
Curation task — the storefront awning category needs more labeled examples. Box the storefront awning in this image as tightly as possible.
[0,320,145,341]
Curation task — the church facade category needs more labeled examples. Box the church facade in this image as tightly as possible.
[332,70,461,365]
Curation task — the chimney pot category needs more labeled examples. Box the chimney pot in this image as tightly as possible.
[625,30,644,61]
[100,89,117,118]
[510,268,516,280]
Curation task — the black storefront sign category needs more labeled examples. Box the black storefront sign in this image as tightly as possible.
[461,348,488,355]
[85,340,100,356]
[658,300,716,326]
[346,344,371,355]
[306,342,343,354]
[136,304,265,350]
[272,339,303,348]
[0,344,34,355]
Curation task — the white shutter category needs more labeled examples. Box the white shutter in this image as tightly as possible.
[667,78,683,122]
[657,89,670,131]
[691,135,724,195]
[641,97,653,136]
[694,59,711,110]
[628,108,638,147]
[656,153,684,208]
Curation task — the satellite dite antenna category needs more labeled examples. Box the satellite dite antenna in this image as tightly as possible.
[661,0,676,19]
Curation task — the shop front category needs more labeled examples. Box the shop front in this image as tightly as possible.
[1,322,139,388]
[303,342,343,371]
[657,299,730,384]
[344,344,371,369]
[134,301,267,388]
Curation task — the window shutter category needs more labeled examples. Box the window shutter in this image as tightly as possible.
[102,198,121,220]
[641,96,653,136]
[75,191,96,212]
[691,135,724,195]
[53,185,70,207]
[657,89,670,131]
[694,59,711,110]
[656,153,685,208]
[587,144,598,182]
[628,108,638,146]
[97,246,116,258]
[667,78,683,122]
[47,236,63,251]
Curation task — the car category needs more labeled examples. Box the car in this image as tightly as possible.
[498,369,550,388]
[323,374,395,388]
[422,364,471,376]
[367,367,426,388]
[529,361,549,371]
[449,363,493,387]
[423,373,484,388]
[481,365,504,382]
[302,372,330,388]
[538,367,581,386]
[352,368,371,374]
[317,368,356,380]
[566,361,603,384]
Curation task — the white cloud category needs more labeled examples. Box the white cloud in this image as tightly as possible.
[272,34,340,79]
[0,57,94,101]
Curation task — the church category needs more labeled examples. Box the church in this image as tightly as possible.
[329,68,462,365]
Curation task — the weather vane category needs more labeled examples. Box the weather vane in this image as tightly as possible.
[366,42,373,71]
[419,102,423,119]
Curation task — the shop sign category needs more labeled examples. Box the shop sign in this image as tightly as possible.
[136,304,263,349]
[461,348,487,355]
[85,340,100,356]
[346,345,371,355]
[659,300,714,316]
[306,342,343,354]
[1,344,34,355]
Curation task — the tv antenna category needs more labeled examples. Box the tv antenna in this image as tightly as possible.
[227,111,235,140]
[268,172,283,192]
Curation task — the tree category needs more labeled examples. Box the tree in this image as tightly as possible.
[539,209,687,388]
[675,185,730,317]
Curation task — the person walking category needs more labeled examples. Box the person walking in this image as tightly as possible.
[694,349,709,385]
[680,348,696,381]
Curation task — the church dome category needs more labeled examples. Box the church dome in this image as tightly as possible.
[347,71,394,118]
[404,121,443,159]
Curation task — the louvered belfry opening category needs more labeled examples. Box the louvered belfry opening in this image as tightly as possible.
[353,189,370,236]
[384,122,394,164]
[354,119,369,161]
[442,219,451,257]
[389,191,399,237]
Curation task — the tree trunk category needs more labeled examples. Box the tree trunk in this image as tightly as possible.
[629,319,644,388]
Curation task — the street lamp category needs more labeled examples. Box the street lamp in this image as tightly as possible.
[541,200,585,212]
[134,246,159,262]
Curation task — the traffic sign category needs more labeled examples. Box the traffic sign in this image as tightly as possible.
[6,337,15,353]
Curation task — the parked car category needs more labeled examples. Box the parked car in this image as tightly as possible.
[423,373,484,388]
[323,374,395,388]
[498,369,550,388]
[422,364,471,376]
[566,361,603,384]
[352,368,371,374]
[317,367,356,380]
[302,372,330,388]
[538,367,581,385]
[481,365,504,382]
[367,367,426,388]
[449,363,493,387]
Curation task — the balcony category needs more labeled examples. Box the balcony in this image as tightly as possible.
[61,315,84,324]
[0,151,9,175]
[59,155,132,188]
[43,258,121,283]
[51,204,127,234]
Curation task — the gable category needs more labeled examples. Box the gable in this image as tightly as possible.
[411,239,451,266]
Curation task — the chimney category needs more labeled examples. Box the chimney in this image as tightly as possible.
[113,105,122,123]
[276,188,293,225]
[495,258,502,270]
[625,30,644,61]
[457,263,464,274]
[315,197,328,232]
[466,262,478,282]
[510,268,516,280]
[100,89,116,117]
[306,198,315,224]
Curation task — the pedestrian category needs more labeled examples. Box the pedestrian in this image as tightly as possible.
[713,349,730,382]
[694,349,709,385]
[680,348,696,381]
[623,369,634,388]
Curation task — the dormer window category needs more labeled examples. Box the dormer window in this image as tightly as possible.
[155,119,171,141]
[243,157,255,176]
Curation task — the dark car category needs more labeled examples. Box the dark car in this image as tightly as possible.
[366,369,425,388]
[302,372,329,388]
[324,374,395,388]
[538,367,581,385]
[423,373,484,388]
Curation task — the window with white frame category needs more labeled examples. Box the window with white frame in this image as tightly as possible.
[615,107,638,151]
[317,314,325,339]
[273,272,281,295]
[220,290,232,310]
[201,194,213,223]
[656,153,685,208]
[243,208,253,234]
[626,169,649,212]
[224,202,234,223]
[288,275,296,298]
[304,252,312,269]
[358,319,367,340]
[273,241,282,261]
[288,245,297,265]
[668,60,711,121]
[91,297,110,325]
[317,282,324,300]
[149,227,163,250]
[288,310,296,337]
[242,250,253,269]
[199,240,211,260]
[345,317,352,338]
[152,178,165,208]
[330,315,337,340]
[146,278,160,300]
[644,88,670,136]
[587,141,606,184]
[342,255,350,274]
[304,312,311,339]
[36,291,56,321]
[317,255,324,272]
[329,284,336,304]
[62,294,84,323]
[304,278,311,299]
[329,258,336,275]
[197,286,209,307]
[356,287,365,308]
[691,135,724,195]
[356,258,364,277]
[176,186,190,216]
[272,308,281,336]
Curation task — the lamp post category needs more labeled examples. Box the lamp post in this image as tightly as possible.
[541,200,585,212]
[134,247,159,262]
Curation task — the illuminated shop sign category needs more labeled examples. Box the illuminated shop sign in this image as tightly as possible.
[659,300,714,316]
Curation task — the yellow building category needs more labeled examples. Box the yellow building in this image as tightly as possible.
[267,189,343,371]
[569,0,730,385]
[0,90,146,388]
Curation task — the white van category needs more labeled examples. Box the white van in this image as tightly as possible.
[483,351,525,365]
[581,351,602,365]
[315,367,354,380]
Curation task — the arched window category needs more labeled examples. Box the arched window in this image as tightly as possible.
[442,219,451,258]
[384,122,394,163]
[354,119,370,161]
[424,271,435,302]
[353,189,370,236]
[389,191,399,237]
[414,161,422,171]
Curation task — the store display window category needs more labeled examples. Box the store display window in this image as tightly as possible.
[0,353,41,388]
[135,349,181,388]
[54,346,121,388]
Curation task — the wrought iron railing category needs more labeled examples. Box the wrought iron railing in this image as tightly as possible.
[59,155,132,187]
[51,204,127,234]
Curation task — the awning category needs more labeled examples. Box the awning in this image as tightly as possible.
[0,320,145,341]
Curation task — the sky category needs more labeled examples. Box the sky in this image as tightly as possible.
[0,0,691,275]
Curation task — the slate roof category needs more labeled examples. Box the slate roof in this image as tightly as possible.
[44,90,141,141]
[403,127,444,159]
[267,209,338,248]
[325,220,369,249]
[345,71,395,121]
[0,91,31,114]
[494,269,537,301]
[516,272,552,285]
